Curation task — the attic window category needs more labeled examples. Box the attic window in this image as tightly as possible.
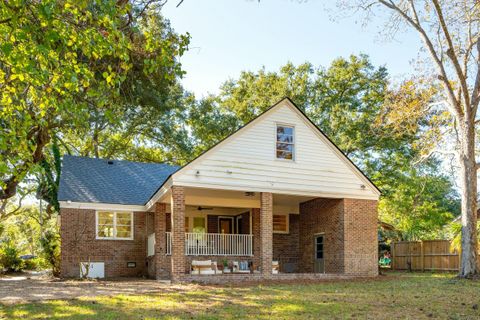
[276,125,294,160]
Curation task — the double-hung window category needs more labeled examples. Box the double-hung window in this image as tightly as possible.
[276,125,294,160]
[96,211,133,240]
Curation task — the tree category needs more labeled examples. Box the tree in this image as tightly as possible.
[341,0,480,277]
[0,0,189,200]
[59,11,193,165]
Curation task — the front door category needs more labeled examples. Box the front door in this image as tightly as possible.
[219,218,233,234]
[314,234,325,273]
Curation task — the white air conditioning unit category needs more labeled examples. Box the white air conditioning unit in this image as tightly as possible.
[80,262,105,279]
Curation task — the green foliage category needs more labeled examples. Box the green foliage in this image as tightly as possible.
[0,205,57,266]
[448,222,480,253]
[23,257,48,271]
[37,138,62,213]
[0,242,24,272]
[378,168,457,240]
[0,0,189,200]
[58,12,192,165]
[40,230,60,276]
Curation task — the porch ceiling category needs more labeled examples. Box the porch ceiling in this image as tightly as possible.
[160,187,315,214]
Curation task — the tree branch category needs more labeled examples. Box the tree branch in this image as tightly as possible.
[378,0,461,117]
[471,39,480,115]
[431,0,470,112]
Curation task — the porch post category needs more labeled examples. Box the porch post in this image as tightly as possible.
[154,202,168,279]
[170,186,186,280]
[260,192,273,276]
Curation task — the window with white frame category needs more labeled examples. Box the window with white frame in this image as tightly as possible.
[276,125,294,160]
[273,214,289,233]
[96,211,133,240]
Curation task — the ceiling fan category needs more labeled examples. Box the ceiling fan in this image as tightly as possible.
[197,206,214,211]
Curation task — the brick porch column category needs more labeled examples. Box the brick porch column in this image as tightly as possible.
[154,202,168,279]
[170,186,186,279]
[260,192,273,275]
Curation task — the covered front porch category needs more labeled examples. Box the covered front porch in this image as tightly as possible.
[146,186,378,281]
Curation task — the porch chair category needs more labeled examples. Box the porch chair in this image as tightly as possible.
[212,260,223,274]
[272,260,279,274]
[191,260,215,275]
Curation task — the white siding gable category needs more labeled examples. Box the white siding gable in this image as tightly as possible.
[172,100,380,200]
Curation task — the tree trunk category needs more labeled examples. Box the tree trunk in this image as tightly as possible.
[458,119,478,277]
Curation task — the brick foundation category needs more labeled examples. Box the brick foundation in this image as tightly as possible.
[175,272,367,284]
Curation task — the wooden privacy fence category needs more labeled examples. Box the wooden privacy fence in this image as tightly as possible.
[391,240,461,271]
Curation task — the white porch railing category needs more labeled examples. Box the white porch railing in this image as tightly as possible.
[186,233,253,256]
[165,232,253,256]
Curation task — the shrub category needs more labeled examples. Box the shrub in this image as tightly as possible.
[23,257,49,271]
[40,231,61,276]
[0,244,24,272]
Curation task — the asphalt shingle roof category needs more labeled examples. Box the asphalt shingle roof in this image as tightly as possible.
[58,155,180,205]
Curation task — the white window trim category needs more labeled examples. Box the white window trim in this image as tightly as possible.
[275,123,296,161]
[273,213,289,234]
[95,210,134,240]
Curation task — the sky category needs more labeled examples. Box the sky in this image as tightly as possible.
[162,0,422,97]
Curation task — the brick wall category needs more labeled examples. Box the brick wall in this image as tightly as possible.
[60,208,148,278]
[343,199,378,276]
[207,215,218,233]
[299,198,378,276]
[240,211,250,234]
[154,202,171,279]
[273,214,300,273]
[206,212,251,234]
[251,208,261,270]
[299,198,345,273]
[60,197,377,279]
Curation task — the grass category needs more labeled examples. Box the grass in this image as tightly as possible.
[1,272,480,319]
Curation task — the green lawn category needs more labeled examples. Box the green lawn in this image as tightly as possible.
[1,272,480,319]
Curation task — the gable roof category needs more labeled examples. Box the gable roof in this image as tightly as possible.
[60,97,381,209]
[58,155,179,205]
[145,97,381,208]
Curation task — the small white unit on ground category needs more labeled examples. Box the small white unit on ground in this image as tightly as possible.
[80,262,105,279]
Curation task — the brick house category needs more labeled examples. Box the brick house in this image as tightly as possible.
[58,97,380,282]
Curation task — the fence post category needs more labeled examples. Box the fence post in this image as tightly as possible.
[391,242,395,270]
[420,241,424,272]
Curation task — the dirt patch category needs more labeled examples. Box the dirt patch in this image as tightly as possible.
[0,273,175,305]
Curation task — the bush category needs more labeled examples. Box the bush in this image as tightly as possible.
[40,231,61,276]
[23,257,48,271]
[0,244,24,272]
